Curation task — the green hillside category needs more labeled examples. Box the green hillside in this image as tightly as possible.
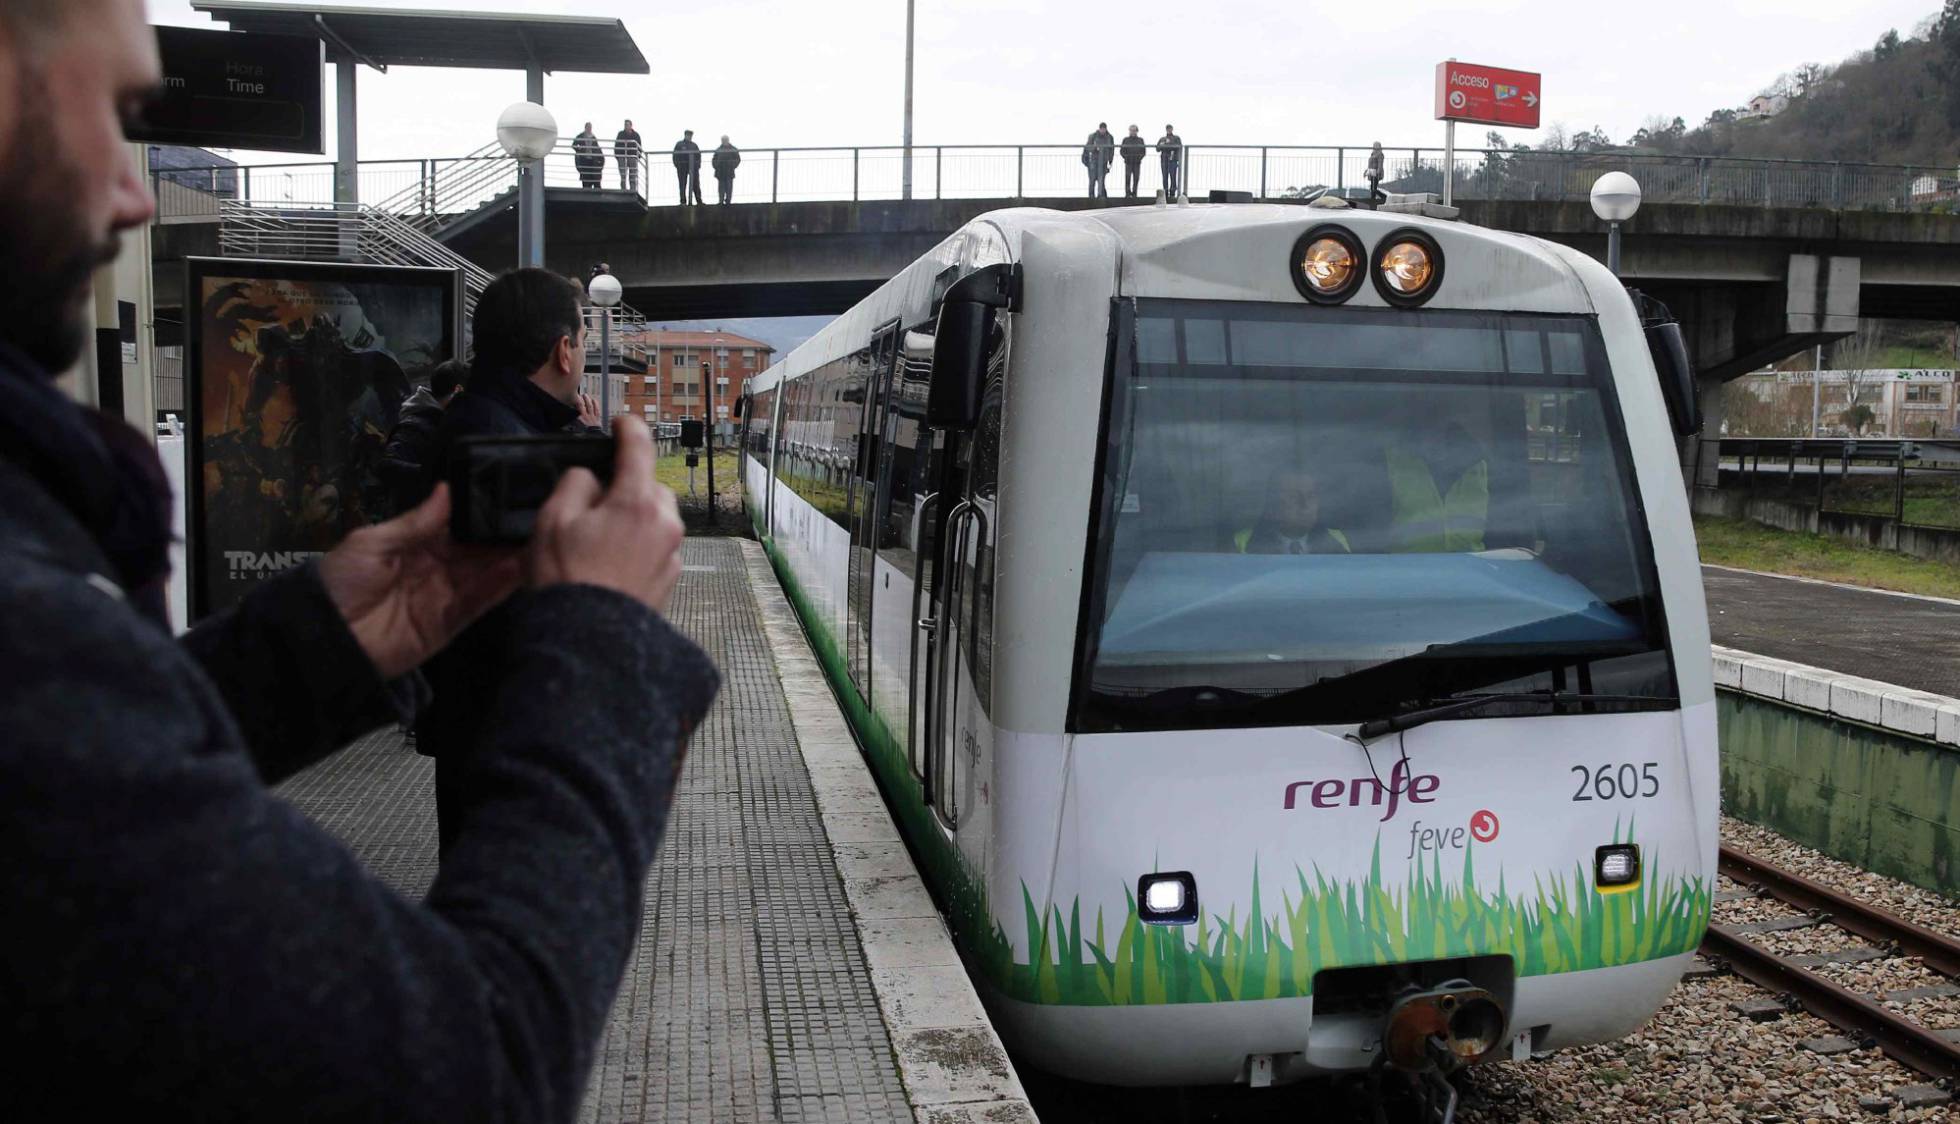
[1531,4,1960,167]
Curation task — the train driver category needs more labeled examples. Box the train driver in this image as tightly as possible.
[1235,467,1351,555]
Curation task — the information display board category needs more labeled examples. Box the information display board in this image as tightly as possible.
[132,26,324,154]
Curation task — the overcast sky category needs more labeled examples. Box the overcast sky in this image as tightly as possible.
[147,0,1941,165]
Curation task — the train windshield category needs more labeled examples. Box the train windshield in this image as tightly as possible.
[1073,298,1678,733]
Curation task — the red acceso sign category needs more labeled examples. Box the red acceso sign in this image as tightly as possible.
[1433,61,1542,130]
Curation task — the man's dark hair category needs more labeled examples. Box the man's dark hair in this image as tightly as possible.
[430,358,468,399]
[469,269,583,380]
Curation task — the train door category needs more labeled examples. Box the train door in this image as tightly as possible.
[919,331,1004,829]
[846,323,900,700]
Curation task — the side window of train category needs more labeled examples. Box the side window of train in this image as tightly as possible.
[878,331,934,573]
[773,377,803,490]
[777,351,866,529]
[747,388,774,463]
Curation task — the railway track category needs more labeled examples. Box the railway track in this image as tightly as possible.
[1702,843,1960,1082]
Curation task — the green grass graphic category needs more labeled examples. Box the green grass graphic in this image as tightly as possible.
[760,536,1711,1008]
[984,829,1710,1006]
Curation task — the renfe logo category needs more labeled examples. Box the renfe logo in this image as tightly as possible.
[1282,759,1439,823]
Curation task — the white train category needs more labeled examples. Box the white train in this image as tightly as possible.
[739,199,1716,1100]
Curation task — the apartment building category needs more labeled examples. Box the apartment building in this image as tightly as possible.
[617,329,774,429]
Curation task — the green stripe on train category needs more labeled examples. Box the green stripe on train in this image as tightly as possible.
[759,534,1711,1006]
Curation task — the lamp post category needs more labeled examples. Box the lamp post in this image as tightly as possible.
[588,273,623,428]
[902,0,915,200]
[1589,171,1642,276]
[496,102,558,268]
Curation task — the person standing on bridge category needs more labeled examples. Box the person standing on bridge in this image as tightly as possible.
[1120,125,1147,198]
[712,136,741,204]
[1157,125,1184,199]
[0,4,719,1119]
[573,122,604,190]
[1082,122,1114,199]
[614,119,642,193]
[673,129,703,205]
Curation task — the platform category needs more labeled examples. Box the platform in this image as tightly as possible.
[1701,563,1960,698]
[273,537,1032,1123]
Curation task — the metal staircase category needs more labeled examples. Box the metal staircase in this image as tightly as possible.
[218,146,654,405]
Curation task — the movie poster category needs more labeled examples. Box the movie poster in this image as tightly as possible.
[186,258,460,619]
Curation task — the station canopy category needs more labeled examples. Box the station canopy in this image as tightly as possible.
[189,2,649,74]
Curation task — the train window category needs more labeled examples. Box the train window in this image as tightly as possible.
[1073,298,1676,733]
[962,340,1007,712]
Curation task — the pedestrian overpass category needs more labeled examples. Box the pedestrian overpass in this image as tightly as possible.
[152,138,1960,488]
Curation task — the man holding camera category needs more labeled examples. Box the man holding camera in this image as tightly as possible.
[418,268,623,851]
[0,3,719,1119]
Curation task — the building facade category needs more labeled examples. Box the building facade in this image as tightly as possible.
[1728,369,1958,438]
[617,329,774,430]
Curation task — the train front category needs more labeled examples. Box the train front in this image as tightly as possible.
[981,206,1718,1088]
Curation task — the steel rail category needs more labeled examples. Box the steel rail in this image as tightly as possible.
[1701,923,1960,1081]
[1703,845,1960,1082]
[1717,845,1960,978]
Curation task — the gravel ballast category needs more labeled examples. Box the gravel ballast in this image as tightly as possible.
[1455,816,1959,1123]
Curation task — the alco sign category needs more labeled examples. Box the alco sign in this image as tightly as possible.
[1434,61,1542,130]
[131,26,324,154]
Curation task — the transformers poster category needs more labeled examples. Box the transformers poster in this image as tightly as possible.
[185,258,459,619]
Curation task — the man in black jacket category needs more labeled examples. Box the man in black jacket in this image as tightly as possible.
[1157,124,1184,198]
[712,135,741,204]
[375,357,467,517]
[672,129,703,205]
[418,268,618,851]
[0,5,720,1120]
[573,122,604,189]
[1082,122,1114,198]
[614,119,642,193]
[1120,125,1147,198]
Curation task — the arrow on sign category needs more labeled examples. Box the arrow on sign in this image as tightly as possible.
[1523,92,1538,108]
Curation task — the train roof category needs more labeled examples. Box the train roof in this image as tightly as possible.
[748,203,1606,392]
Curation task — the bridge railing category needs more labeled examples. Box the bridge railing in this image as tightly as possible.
[157,144,1960,220]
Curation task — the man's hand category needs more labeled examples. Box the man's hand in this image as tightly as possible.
[576,392,602,430]
[319,486,525,679]
[529,416,684,614]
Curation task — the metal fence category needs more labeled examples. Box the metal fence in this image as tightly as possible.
[154,143,1960,221]
[1715,439,1960,531]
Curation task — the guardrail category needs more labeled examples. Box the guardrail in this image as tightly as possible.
[1713,437,1960,531]
[155,143,1960,220]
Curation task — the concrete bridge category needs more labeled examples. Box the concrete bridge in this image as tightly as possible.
[430,192,1953,379]
[151,140,1960,490]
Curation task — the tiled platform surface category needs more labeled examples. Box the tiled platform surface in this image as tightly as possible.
[275,537,1029,1122]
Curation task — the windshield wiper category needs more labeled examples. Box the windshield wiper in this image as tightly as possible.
[1353,691,1676,743]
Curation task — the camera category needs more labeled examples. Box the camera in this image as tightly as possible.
[446,435,615,544]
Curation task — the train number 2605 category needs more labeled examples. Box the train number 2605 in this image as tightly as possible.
[1570,762,1660,801]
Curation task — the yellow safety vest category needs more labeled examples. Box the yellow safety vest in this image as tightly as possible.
[1385,446,1488,553]
[1235,526,1350,554]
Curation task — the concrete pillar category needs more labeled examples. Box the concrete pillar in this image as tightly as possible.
[1687,376,1726,492]
[335,55,359,260]
[334,56,358,204]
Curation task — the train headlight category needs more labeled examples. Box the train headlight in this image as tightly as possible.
[1290,225,1364,304]
[1371,229,1445,306]
[1137,871,1199,926]
[1595,844,1641,891]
